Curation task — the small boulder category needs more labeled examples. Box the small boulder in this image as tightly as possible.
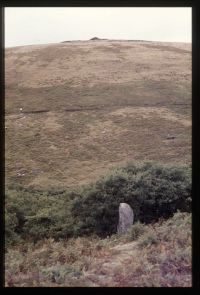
[117,203,134,234]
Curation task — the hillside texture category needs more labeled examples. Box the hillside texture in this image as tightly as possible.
[5,40,191,188]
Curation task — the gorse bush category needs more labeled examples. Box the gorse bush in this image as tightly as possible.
[5,186,75,245]
[71,162,191,237]
[5,162,191,244]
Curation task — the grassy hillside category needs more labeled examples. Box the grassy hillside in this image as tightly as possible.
[5,40,192,287]
[5,40,191,188]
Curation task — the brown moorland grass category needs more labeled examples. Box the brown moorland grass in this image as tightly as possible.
[5,40,191,188]
[5,212,191,287]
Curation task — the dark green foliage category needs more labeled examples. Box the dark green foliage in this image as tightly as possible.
[71,162,191,237]
[5,162,191,244]
[5,186,75,245]
[5,207,21,246]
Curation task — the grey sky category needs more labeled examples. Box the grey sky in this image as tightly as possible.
[5,7,192,47]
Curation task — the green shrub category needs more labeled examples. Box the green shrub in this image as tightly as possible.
[5,186,75,244]
[71,162,191,237]
[5,207,21,246]
[5,162,191,244]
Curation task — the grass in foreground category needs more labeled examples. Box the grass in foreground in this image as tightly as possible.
[5,212,191,287]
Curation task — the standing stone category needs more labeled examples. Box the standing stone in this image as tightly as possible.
[117,203,134,234]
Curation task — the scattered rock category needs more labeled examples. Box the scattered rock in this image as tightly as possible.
[117,203,134,234]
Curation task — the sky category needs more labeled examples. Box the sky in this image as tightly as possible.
[5,7,192,47]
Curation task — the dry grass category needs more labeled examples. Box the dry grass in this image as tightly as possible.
[5,212,191,287]
[5,40,191,188]
[5,105,191,188]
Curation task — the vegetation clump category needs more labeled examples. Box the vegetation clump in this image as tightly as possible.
[71,162,191,236]
[5,162,191,244]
